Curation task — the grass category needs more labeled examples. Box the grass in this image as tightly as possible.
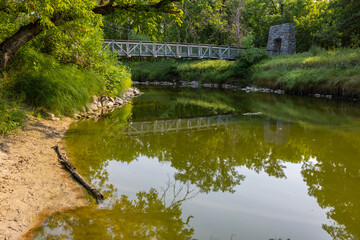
[7,48,105,116]
[0,97,26,135]
[124,59,239,84]
[0,47,132,134]
[252,48,360,97]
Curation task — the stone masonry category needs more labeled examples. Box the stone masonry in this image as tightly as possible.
[267,23,296,56]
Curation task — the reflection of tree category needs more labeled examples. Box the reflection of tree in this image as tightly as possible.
[33,184,197,240]
[301,130,360,240]
[65,87,360,239]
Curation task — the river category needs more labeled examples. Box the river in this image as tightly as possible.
[31,86,360,240]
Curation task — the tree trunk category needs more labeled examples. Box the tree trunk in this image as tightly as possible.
[0,20,43,70]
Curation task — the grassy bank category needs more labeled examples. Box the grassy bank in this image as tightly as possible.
[126,48,360,98]
[251,48,360,97]
[0,47,132,135]
[124,59,237,84]
[124,48,269,85]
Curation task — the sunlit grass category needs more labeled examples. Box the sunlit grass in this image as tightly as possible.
[252,48,360,96]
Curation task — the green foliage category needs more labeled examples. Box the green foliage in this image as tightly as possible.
[234,48,269,78]
[241,32,255,48]
[7,48,104,116]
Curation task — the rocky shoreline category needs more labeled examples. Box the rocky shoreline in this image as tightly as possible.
[76,87,142,120]
[132,81,341,100]
[132,80,286,94]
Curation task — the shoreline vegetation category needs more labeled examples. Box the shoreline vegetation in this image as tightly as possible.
[124,47,360,99]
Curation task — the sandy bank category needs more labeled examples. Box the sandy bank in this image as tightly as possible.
[0,117,87,240]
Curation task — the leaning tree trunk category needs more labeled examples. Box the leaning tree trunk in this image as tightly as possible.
[0,20,43,71]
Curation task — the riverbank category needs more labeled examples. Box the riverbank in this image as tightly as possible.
[0,87,141,239]
[0,116,87,240]
[125,48,360,99]
[252,48,360,98]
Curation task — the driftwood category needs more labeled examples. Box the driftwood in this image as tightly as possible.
[52,145,104,203]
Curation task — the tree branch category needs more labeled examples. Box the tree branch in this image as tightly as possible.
[93,0,181,15]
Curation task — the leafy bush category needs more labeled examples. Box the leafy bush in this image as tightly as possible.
[93,53,132,97]
[233,48,269,78]
[241,32,255,48]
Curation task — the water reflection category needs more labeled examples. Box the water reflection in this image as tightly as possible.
[32,87,360,240]
[34,183,197,240]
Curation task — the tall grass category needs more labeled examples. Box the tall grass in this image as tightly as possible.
[124,59,239,84]
[8,48,105,116]
[125,48,269,85]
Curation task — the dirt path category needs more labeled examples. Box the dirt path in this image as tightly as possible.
[0,117,87,240]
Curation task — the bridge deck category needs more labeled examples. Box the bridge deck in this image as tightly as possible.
[104,40,242,60]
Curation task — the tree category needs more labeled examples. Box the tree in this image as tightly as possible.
[0,0,181,70]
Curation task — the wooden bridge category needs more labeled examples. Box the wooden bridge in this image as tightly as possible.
[122,115,233,135]
[104,40,242,60]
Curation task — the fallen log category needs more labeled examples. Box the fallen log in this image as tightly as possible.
[52,145,104,203]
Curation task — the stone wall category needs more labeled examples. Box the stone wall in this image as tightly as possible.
[267,23,296,56]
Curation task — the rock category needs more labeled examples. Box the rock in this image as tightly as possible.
[133,88,141,95]
[242,112,263,116]
[106,101,114,108]
[97,102,102,108]
[190,81,199,87]
[325,95,332,99]
[74,113,81,119]
[101,100,108,108]
[115,97,124,105]
[314,94,321,98]
[274,89,285,94]
[92,95,98,103]
[89,103,98,111]
[109,97,115,103]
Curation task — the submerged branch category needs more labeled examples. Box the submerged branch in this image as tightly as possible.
[52,145,104,203]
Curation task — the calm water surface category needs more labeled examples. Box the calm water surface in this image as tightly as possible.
[32,87,360,240]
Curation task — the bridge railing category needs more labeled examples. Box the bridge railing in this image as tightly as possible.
[104,40,243,60]
[122,115,233,135]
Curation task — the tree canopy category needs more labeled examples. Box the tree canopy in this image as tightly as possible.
[0,0,182,69]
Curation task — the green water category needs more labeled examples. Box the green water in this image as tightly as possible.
[32,87,360,240]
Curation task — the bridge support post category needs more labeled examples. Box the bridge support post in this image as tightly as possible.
[152,42,157,57]
[126,41,130,57]
[111,40,115,52]
[176,44,180,58]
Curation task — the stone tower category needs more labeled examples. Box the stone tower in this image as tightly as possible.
[267,23,296,56]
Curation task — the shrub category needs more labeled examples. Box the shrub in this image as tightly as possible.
[234,48,269,78]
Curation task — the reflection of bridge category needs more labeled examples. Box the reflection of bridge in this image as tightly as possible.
[122,115,233,135]
[104,40,242,60]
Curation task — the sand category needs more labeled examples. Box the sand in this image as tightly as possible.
[0,117,87,240]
